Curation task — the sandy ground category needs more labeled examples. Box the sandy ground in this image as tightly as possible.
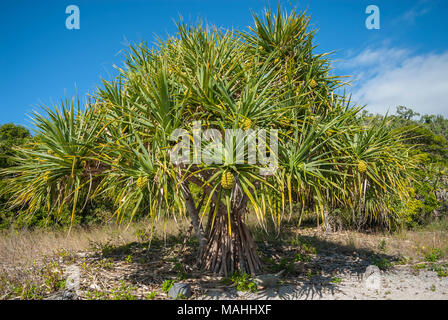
[64,233,448,300]
[200,267,448,300]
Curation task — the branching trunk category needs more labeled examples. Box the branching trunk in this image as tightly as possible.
[200,191,262,276]
[180,171,262,275]
[180,182,207,257]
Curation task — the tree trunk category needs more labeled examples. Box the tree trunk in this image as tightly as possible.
[323,209,333,232]
[180,182,207,257]
[200,200,262,276]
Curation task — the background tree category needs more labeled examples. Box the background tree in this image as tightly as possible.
[0,123,30,168]
[360,106,448,226]
[0,123,31,227]
[396,105,420,121]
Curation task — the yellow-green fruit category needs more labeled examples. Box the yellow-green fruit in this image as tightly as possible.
[358,160,367,173]
[258,46,264,51]
[310,79,317,88]
[221,171,235,190]
[136,176,148,189]
[274,58,280,64]
[239,117,252,130]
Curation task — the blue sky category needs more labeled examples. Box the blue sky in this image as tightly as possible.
[1,0,447,128]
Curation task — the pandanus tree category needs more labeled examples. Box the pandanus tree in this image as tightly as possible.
[1,7,416,275]
[1,99,108,226]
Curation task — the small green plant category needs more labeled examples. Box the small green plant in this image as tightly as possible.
[378,239,387,252]
[175,293,189,300]
[173,262,188,280]
[430,284,436,292]
[125,254,133,264]
[223,271,257,293]
[86,290,108,300]
[161,279,175,293]
[13,281,43,300]
[371,256,392,270]
[294,253,311,262]
[413,263,427,270]
[330,277,342,284]
[55,248,72,260]
[95,258,114,270]
[437,269,448,277]
[429,264,448,278]
[290,237,317,254]
[110,281,137,300]
[40,261,65,292]
[55,280,66,290]
[146,291,157,300]
[302,243,317,255]
[271,257,294,273]
[424,248,443,262]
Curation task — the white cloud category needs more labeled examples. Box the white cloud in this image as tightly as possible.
[341,48,448,117]
[398,0,434,24]
[339,47,410,82]
[342,47,409,69]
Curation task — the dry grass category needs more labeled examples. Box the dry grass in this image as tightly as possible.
[0,218,191,299]
[295,223,448,263]
[0,218,189,268]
